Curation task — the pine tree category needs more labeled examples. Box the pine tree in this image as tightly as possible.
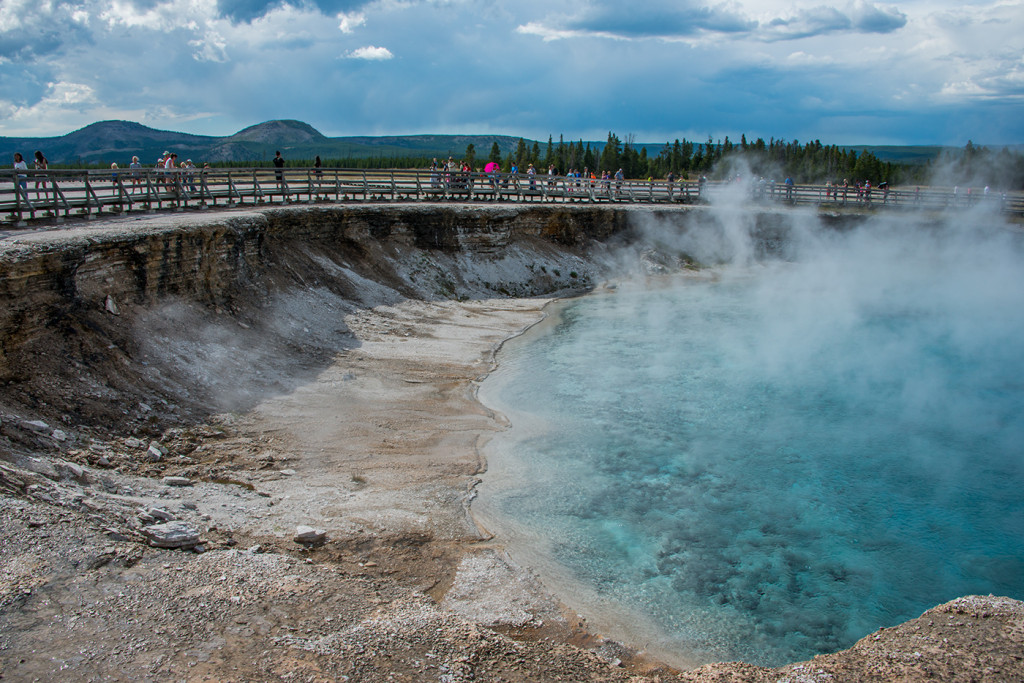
[600,132,621,173]
[514,138,528,167]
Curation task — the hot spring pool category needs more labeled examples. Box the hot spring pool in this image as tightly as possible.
[474,217,1024,667]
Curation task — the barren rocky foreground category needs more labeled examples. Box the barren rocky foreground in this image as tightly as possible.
[0,205,1021,682]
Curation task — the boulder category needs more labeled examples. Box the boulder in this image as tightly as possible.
[293,525,327,546]
[161,476,192,487]
[140,521,200,549]
[21,420,50,433]
[139,506,175,523]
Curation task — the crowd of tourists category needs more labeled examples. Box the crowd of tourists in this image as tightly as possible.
[9,149,212,201]
[429,156,638,197]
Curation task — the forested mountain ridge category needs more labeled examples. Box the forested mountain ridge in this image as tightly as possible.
[2,120,1021,187]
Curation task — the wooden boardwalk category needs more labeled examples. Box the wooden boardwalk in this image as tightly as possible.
[4,167,1022,226]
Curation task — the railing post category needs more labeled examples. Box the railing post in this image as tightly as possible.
[11,171,35,223]
[144,173,157,209]
[226,171,239,204]
[84,173,104,218]
[173,174,189,209]
[115,176,133,212]
[50,177,68,220]
[200,171,212,206]
[252,171,264,202]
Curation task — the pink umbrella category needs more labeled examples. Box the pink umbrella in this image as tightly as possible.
[484,162,500,173]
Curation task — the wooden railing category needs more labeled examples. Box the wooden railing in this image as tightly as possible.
[4,167,1022,226]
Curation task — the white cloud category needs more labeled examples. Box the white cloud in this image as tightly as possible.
[101,0,188,30]
[338,11,366,33]
[0,81,101,135]
[190,31,230,62]
[516,21,626,42]
[344,45,394,59]
[786,50,836,65]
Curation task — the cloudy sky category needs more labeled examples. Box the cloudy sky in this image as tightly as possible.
[1,0,1021,145]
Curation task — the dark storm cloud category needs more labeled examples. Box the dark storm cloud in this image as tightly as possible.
[216,0,370,23]
[849,2,907,33]
[543,0,906,40]
[0,1,93,62]
[763,7,853,39]
[563,4,756,37]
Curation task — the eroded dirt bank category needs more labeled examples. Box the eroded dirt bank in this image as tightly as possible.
[0,205,1021,682]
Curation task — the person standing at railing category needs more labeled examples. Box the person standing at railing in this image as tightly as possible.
[13,153,28,193]
[164,153,178,191]
[615,168,624,197]
[527,163,537,190]
[430,158,440,188]
[273,151,285,194]
[129,156,142,194]
[33,151,48,201]
[155,155,165,189]
[444,156,456,188]
[184,159,197,193]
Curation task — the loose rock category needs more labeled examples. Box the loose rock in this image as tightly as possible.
[294,525,327,545]
[139,521,200,549]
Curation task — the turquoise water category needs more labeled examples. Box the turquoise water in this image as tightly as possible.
[476,217,1024,667]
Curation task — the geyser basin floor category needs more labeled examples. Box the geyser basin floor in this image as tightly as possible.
[3,205,1024,682]
[476,222,1024,668]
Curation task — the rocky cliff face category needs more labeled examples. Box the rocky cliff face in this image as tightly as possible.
[0,205,642,435]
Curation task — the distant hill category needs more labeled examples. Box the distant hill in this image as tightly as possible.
[851,146,949,164]
[1,120,218,166]
[4,119,1014,168]
[0,120,538,166]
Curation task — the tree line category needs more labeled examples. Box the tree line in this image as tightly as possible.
[51,135,1024,189]
[258,135,1023,189]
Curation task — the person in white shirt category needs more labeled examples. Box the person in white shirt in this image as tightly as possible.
[13,153,28,192]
